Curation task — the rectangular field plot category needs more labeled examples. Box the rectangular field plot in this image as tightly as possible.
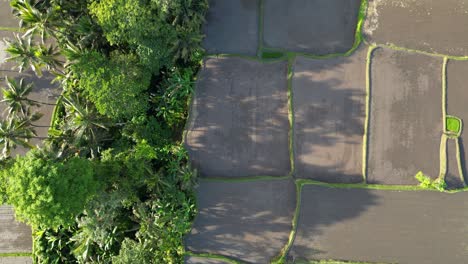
[263,0,361,55]
[292,47,367,183]
[447,60,468,185]
[288,185,468,264]
[365,0,468,56]
[185,57,290,178]
[202,0,259,56]
[185,179,296,264]
[367,48,442,185]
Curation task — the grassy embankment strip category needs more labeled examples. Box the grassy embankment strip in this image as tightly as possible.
[287,53,296,177]
[185,252,244,264]
[271,181,302,264]
[362,45,377,183]
[455,137,467,186]
[442,58,448,132]
[0,253,31,257]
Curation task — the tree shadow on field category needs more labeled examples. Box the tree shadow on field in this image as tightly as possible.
[185,181,380,264]
[185,57,291,178]
[287,185,380,263]
[292,48,367,183]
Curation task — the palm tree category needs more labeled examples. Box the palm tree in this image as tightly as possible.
[1,77,55,118]
[4,34,62,77]
[0,117,39,158]
[10,0,62,42]
[62,95,108,146]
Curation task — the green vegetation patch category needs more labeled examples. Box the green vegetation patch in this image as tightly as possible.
[415,171,446,191]
[261,50,285,59]
[446,116,462,136]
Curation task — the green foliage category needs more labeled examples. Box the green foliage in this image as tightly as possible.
[0,161,10,204]
[7,0,205,261]
[415,171,446,191]
[261,51,285,59]
[89,0,208,68]
[446,116,461,134]
[111,238,152,264]
[5,152,98,228]
[33,227,77,264]
[4,33,61,77]
[153,69,194,129]
[72,192,136,263]
[121,116,171,150]
[113,192,196,264]
[74,51,151,120]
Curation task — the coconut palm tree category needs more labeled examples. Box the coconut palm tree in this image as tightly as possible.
[10,0,62,42]
[62,95,108,146]
[1,77,55,118]
[4,34,62,77]
[0,116,39,158]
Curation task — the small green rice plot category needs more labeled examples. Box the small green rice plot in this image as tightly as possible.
[446,116,462,135]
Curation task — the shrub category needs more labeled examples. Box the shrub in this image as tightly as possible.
[5,152,98,229]
[415,171,446,191]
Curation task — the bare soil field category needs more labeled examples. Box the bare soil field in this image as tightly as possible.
[185,179,296,264]
[289,185,468,264]
[365,0,468,56]
[185,57,290,178]
[0,206,31,254]
[447,60,468,184]
[202,0,259,56]
[367,48,442,185]
[263,0,361,54]
[292,47,367,183]
[0,1,19,28]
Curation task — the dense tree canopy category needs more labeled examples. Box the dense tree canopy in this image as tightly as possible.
[5,152,98,229]
[1,0,208,262]
[74,51,151,120]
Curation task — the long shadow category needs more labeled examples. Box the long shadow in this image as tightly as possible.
[287,184,379,263]
[292,47,367,183]
[185,180,379,264]
[185,57,291,178]
[186,49,368,181]
[457,138,467,184]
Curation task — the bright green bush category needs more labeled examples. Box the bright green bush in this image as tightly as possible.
[5,152,98,229]
[415,171,446,191]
